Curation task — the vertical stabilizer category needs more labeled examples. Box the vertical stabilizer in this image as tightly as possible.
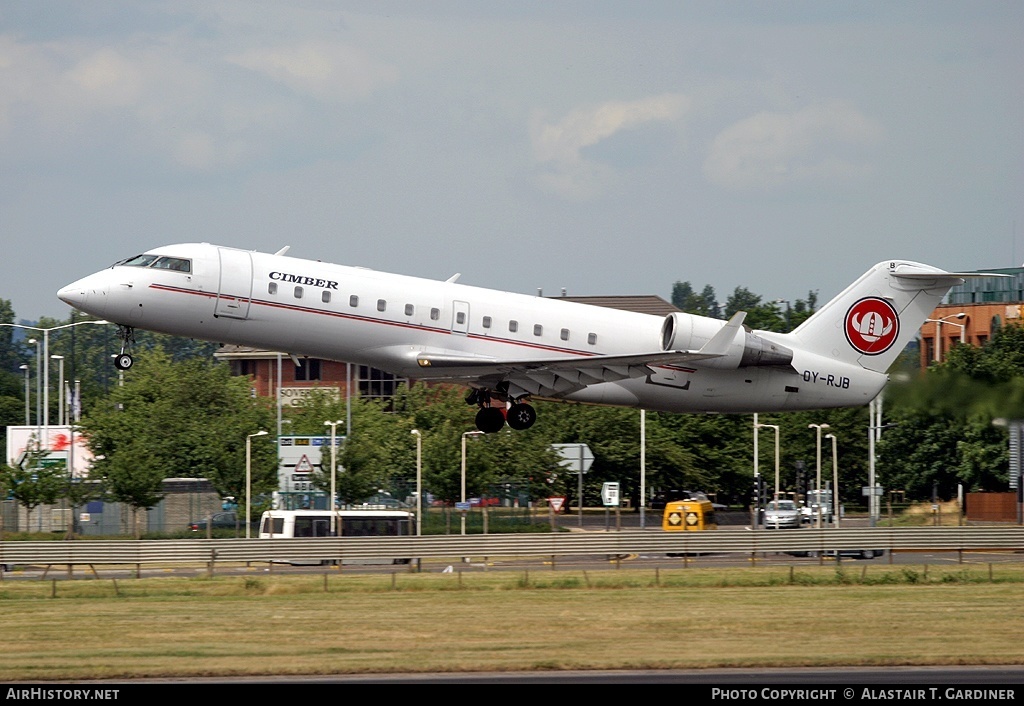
[789,261,966,373]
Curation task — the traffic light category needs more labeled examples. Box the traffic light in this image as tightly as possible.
[752,476,767,507]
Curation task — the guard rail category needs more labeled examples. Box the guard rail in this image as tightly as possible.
[0,527,1021,570]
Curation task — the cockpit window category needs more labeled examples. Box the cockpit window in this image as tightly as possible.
[115,254,191,273]
[118,254,160,267]
[152,257,191,272]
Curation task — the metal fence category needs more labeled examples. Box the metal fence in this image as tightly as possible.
[1,527,1021,571]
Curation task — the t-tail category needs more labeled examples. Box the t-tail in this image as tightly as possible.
[788,260,973,374]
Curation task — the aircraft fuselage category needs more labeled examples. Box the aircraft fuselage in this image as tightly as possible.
[58,243,892,420]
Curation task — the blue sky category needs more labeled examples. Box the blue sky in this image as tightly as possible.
[2,1,1021,322]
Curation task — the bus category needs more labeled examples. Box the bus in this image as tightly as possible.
[258,509,415,565]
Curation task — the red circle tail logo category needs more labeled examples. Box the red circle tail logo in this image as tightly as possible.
[844,297,899,355]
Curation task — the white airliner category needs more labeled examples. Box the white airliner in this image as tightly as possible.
[57,243,980,432]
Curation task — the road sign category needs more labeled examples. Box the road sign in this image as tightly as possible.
[455,501,471,511]
[294,454,315,473]
[548,497,566,512]
[601,482,620,507]
[552,443,594,473]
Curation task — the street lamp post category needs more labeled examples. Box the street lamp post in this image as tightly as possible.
[808,423,830,528]
[926,312,966,363]
[30,338,40,441]
[324,420,344,535]
[868,395,881,527]
[460,430,484,535]
[774,299,791,330]
[825,433,839,528]
[411,430,422,537]
[245,430,269,539]
[19,364,30,426]
[51,355,65,426]
[755,423,780,503]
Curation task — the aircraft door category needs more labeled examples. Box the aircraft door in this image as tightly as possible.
[451,300,470,334]
[216,248,253,319]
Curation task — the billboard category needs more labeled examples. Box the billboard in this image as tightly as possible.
[5,425,94,479]
[276,435,343,493]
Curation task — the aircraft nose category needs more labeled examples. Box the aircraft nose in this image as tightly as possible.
[57,275,108,316]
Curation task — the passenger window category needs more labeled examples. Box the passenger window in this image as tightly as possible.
[430,308,440,321]
[534,324,543,336]
[456,312,466,325]
[482,316,492,329]
[588,333,597,345]
[377,299,386,312]
[294,286,303,299]
[560,328,569,341]
[405,303,414,316]
[322,291,331,304]
[269,282,278,295]
[509,320,518,333]
[350,295,359,307]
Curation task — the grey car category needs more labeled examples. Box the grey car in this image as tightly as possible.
[763,499,802,529]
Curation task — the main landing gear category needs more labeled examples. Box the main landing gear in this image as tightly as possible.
[114,325,135,370]
[467,389,537,433]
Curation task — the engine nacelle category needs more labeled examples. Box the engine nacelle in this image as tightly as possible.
[660,312,793,369]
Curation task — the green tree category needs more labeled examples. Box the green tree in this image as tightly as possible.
[944,322,1024,385]
[80,349,277,534]
[671,282,719,317]
[0,444,66,533]
[876,324,1023,499]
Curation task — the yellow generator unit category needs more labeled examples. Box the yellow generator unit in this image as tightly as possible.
[662,499,717,531]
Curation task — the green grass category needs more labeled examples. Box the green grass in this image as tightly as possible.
[1,562,1023,681]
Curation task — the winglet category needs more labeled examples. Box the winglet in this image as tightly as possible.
[274,246,291,257]
[699,312,746,356]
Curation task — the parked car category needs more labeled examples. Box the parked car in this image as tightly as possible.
[189,511,242,532]
[763,499,802,529]
[355,493,408,509]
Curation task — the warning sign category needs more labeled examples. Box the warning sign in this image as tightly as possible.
[294,454,315,474]
[667,511,683,526]
[685,511,699,526]
[548,497,566,513]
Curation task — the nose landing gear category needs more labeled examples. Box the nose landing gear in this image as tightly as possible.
[114,325,136,370]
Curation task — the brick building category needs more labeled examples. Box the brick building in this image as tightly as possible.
[918,266,1024,367]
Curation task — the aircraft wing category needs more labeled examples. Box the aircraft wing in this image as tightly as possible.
[415,348,715,399]
[415,312,747,400]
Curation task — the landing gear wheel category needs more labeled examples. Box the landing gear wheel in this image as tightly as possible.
[506,402,537,430]
[114,325,136,371]
[475,407,506,434]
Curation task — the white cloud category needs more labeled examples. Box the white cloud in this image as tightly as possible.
[66,48,145,108]
[703,102,884,190]
[228,41,398,103]
[530,93,689,199]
